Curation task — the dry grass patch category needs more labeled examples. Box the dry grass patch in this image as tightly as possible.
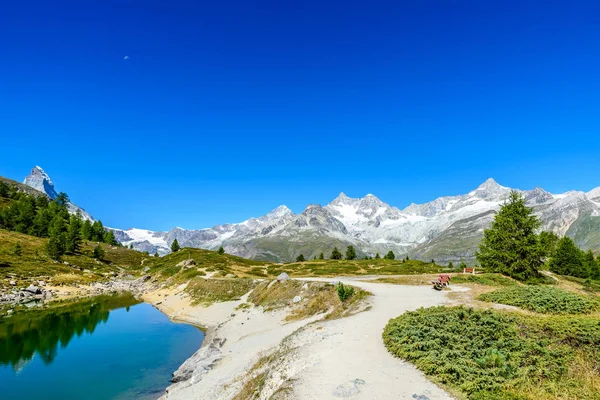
[248,280,371,321]
[184,278,257,305]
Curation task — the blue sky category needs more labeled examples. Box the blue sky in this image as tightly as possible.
[1,1,599,231]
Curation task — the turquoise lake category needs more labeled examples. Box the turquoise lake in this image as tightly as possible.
[0,294,204,399]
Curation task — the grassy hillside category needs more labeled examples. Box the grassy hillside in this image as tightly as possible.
[0,228,147,288]
[0,176,45,197]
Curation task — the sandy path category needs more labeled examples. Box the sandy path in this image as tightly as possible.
[285,277,454,400]
[148,278,455,400]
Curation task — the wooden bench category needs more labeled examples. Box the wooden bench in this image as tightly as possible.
[463,267,475,274]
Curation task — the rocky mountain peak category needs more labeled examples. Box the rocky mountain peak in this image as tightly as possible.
[330,192,357,206]
[265,205,293,219]
[588,187,600,202]
[471,178,509,200]
[23,165,58,199]
[524,187,554,205]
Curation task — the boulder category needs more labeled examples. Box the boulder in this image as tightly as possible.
[25,285,41,295]
[277,272,291,282]
[225,274,236,278]
[176,259,197,269]
[9,281,16,286]
[293,295,302,303]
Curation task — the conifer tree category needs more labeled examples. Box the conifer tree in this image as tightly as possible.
[319,252,324,260]
[549,236,586,278]
[171,239,181,252]
[331,247,342,260]
[476,191,543,281]
[296,254,305,262]
[217,246,225,255]
[345,245,357,260]
[448,261,454,269]
[375,253,380,259]
[93,244,105,260]
[385,250,395,260]
[81,219,93,241]
[47,235,65,260]
[66,215,83,253]
[154,252,159,257]
[590,254,600,280]
[539,231,559,258]
[103,230,118,245]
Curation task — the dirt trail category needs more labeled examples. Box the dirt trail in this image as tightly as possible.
[284,277,454,400]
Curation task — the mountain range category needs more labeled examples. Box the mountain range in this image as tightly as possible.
[15,166,600,263]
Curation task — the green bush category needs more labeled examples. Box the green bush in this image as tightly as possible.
[336,282,354,302]
[478,286,599,314]
[383,306,600,399]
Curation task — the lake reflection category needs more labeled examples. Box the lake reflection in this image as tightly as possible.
[0,294,203,400]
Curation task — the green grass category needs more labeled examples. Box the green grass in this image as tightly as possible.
[383,306,600,399]
[0,229,147,288]
[478,286,600,314]
[451,273,517,287]
[144,247,265,280]
[266,259,458,278]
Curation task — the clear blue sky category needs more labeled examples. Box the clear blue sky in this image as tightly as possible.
[1,1,599,231]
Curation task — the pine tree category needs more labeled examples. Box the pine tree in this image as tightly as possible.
[48,215,67,238]
[448,261,454,269]
[91,221,105,242]
[375,253,380,259]
[459,261,467,269]
[103,230,118,245]
[331,247,342,260]
[549,237,586,278]
[47,235,65,260]
[296,254,305,262]
[93,245,105,260]
[476,191,543,281]
[590,254,600,280]
[171,239,181,252]
[154,252,159,257]
[66,215,83,253]
[318,252,324,260]
[539,231,559,258]
[81,219,93,241]
[217,246,225,255]
[584,250,596,272]
[385,250,395,260]
[431,259,435,264]
[345,245,357,260]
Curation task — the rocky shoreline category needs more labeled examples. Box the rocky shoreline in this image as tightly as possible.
[0,274,156,314]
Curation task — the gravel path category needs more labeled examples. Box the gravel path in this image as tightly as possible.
[286,277,455,400]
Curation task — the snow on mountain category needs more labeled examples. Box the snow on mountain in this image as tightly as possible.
[22,165,594,262]
[23,166,58,199]
[588,187,600,203]
[111,178,600,261]
[22,166,93,221]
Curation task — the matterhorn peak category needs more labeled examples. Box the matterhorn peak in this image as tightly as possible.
[23,165,58,199]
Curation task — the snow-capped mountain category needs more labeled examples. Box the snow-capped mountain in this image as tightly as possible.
[14,166,600,262]
[22,166,93,221]
[110,178,600,262]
